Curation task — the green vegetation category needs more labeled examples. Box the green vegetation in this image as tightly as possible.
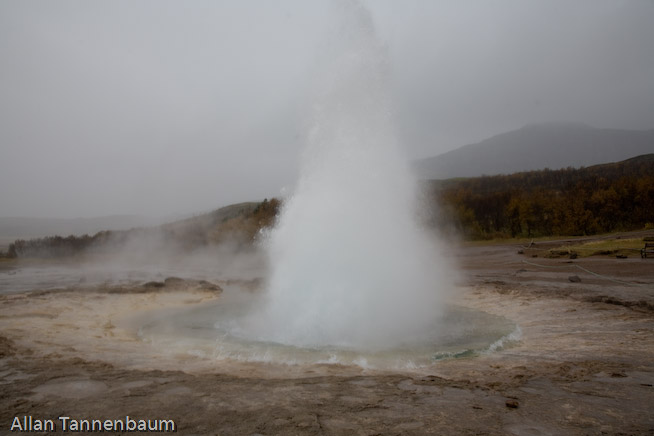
[431,154,654,240]
[546,238,645,258]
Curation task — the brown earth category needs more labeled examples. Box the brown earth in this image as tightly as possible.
[1,234,653,435]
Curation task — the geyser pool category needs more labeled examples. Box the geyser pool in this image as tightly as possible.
[137,287,519,369]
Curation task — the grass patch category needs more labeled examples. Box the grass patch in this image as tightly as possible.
[463,235,576,247]
[549,238,645,258]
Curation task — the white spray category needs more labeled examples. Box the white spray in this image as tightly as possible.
[240,1,451,351]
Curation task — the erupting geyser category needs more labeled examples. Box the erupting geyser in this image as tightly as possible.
[130,0,517,368]
[238,1,452,351]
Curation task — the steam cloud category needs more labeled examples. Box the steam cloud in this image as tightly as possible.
[238,0,452,350]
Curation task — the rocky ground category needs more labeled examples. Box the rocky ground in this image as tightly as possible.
[1,234,653,435]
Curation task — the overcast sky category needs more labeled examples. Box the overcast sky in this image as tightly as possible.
[1,0,653,218]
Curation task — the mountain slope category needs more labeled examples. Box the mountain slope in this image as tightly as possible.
[414,123,654,179]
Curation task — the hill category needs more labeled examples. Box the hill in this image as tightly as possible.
[414,123,654,179]
[2,199,280,259]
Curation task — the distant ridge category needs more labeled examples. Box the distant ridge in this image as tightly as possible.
[0,215,160,247]
[414,123,654,179]
[0,203,266,250]
[2,200,280,258]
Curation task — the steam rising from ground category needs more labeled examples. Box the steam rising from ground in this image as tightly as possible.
[237,1,452,350]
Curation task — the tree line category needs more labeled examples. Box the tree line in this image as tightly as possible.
[431,154,654,239]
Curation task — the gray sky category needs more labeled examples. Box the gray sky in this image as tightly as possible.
[1,0,653,218]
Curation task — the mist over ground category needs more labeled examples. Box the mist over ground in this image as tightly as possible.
[1,0,652,219]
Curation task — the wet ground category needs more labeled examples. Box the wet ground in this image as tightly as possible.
[1,233,653,435]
